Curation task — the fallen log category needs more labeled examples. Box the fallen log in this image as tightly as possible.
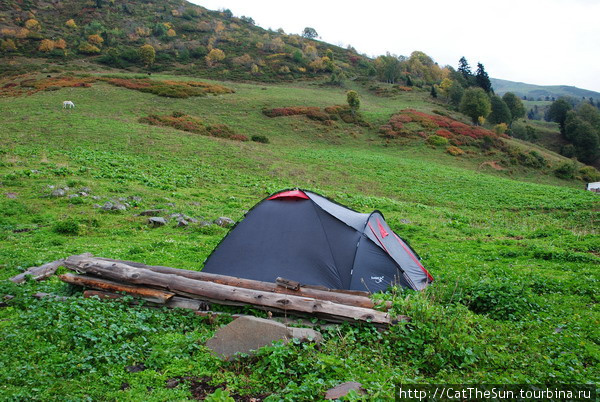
[83,290,209,310]
[59,273,175,304]
[81,256,390,310]
[64,257,402,325]
[9,259,65,284]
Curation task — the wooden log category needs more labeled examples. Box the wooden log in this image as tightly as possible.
[276,277,301,290]
[83,290,209,311]
[9,259,65,284]
[81,256,389,310]
[64,257,402,325]
[59,273,175,304]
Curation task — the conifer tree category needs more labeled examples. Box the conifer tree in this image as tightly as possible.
[475,62,493,94]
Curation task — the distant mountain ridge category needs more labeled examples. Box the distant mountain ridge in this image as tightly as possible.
[491,78,600,100]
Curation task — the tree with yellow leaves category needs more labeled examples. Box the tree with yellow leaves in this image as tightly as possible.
[138,44,156,67]
[65,19,77,29]
[25,19,41,31]
[166,29,176,37]
[38,39,54,52]
[88,34,104,46]
[54,39,67,50]
[205,48,225,67]
[0,39,17,52]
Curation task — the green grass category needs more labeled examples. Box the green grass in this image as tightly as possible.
[0,73,598,400]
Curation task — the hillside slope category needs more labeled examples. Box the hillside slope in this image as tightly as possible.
[0,0,369,80]
[491,77,600,100]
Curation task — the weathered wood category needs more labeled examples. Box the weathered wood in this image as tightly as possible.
[64,257,401,325]
[83,290,209,311]
[59,273,175,304]
[276,277,301,290]
[83,256,389,310]
[9,259,65,284]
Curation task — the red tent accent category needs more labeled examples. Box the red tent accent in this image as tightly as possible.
[394,233,434,282]
[267,189,309,200]
[376,218,389,238]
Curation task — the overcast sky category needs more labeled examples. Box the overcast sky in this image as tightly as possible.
[191,0,600,93]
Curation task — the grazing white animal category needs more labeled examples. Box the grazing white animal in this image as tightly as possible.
[62,101,75,109]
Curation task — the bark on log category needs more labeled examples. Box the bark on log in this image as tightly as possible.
[85,256,389,310]
[59,273,175,304]
[64,257,401,325]
[9,259,65,284]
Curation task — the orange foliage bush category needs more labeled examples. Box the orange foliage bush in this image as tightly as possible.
[139,112,247,142]
[104,78,234,98]
[447,146,465,156]
[0,76,96,97]
[38,39,54,52]
[87,34,104,45]
[380,109,498,141]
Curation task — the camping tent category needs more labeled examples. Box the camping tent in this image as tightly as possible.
[202,189,433,292]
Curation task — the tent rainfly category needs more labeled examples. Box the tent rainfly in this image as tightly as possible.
[202,189,433,293]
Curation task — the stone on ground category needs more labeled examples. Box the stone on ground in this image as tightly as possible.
[325,382,365,399]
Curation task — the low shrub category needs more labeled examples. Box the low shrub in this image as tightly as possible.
[251,135,270,144]
[427,135,449,146]
[579,166,600,182]
[52,218,80,235]
[104,78,234,98]
[446,146,464,156]
[463,281,539,321]
[139,113,246,142]
[554,161,578,180]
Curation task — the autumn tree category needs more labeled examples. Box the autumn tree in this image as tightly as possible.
[459,87,491,124]
[65,19,77,29]
[25,19,41,31]
[302,27,318,39]
[205,48,225,67]
[347,90,360,114]
[0,39,17,52]
[374,54,403,84]
[487,95,512,125]
[502,92,525,125]
[475,62,493,94]
[53,39,67,50]
[88,34,104,46]
[138,44,155,67]
[38,39,54,52]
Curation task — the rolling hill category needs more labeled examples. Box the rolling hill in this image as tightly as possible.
[491,77,600,100]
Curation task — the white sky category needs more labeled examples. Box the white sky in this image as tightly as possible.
[190,0,600,93]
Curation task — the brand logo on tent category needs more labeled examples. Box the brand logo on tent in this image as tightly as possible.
[370,276,384,284]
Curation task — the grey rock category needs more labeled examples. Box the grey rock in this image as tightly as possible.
[205,316,321,361]
[165,203,175,207]
[400,219,412,224]
[148,217,167,227]
[80,187,92,194]
[51,189,66,197]
[139,209,165,216]
[5,192,17,199]
[288,327,323,343]
[128,196,142,202]
[30,170,40,174]
[91,195,101,200]
[67,194,79,199]
[47,185,55,189]
[198,221,212,227]
[93,204,102,208]
[101,201,127,211]
[79,192,89,197]
[325,382,365,399]
[177,219,189,227]
[214,217,234,227]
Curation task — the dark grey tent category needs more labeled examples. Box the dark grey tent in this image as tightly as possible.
[202,189,433,293]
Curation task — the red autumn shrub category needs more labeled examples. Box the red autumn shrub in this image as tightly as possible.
[229,134,249,142]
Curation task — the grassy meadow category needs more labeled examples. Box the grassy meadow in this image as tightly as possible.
[0,73,598,400]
